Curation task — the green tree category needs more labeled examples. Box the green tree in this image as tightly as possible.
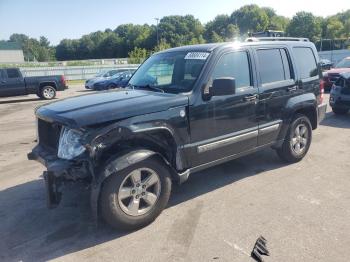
[8,33,54,61]
[268,16,290,31]
[98,33,122,58]
[231,5,269,34]
[56,39,79,60]
[324,18,344,39]
[261,7,276,20]
[204,15,240,42]
[77,35,96,59]
[39,36,50,48]
[128,47,149,64]
[158,15,204,47]
[286,12,322,42]
[344,19,350,38]
[152,39,171,53]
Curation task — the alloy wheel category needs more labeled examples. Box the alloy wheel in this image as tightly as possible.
[118,168,161,216]
[43,87,55,99]
[291,123,309,155]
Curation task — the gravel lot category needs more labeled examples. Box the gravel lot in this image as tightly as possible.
[0,86,349,262]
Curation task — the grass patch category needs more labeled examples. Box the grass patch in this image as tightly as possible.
[67,79,85,85]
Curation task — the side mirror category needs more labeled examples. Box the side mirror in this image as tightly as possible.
[210,77,236,96]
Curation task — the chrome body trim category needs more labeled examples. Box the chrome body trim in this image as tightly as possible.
[259,123,280,136]
[197,130,259,153]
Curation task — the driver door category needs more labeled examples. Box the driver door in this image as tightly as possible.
[188,49,259,167]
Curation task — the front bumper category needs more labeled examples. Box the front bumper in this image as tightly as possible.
[28,145,73,174]
[28,145,90,208]
[85,81,95,89]
[317,103,327,123]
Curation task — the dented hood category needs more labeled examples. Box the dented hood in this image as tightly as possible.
[36,89,189,128]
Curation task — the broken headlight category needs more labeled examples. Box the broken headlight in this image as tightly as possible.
[57,127,86,160]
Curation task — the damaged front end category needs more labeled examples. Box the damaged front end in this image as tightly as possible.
[28,118,94,208]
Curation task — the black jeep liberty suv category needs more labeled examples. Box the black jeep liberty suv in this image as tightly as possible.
[28,40,327,230]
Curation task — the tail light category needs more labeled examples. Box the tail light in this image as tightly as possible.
[319,79,325,104]
[61,75,66,86]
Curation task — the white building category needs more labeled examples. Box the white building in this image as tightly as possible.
[0,42,25,63]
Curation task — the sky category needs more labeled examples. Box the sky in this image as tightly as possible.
[0,0,349,45]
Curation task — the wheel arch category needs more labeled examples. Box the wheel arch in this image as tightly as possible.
[39,81,57,90]
[293,106,317,130]
[276,93,318,143]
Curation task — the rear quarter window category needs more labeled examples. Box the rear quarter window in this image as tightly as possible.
[6,69,20,78]
[293,47,318,79]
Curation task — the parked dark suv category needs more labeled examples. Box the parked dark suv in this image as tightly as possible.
[28,40,327,230]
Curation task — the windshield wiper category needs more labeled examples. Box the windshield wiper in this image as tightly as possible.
[128,84,164,93]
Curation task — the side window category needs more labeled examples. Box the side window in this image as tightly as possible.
[6,69,20,79]
[293,47,318,79]
[0,70,4,80]
[257,48,291,84]
[211,51,251,89]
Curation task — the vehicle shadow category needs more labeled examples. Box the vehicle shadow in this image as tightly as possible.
[77,90,95,93]
[0,149,285,262]
[0,97,44,104]
[320,112,350,129]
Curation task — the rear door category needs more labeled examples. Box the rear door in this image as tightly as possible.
[292,47,320,97]
[0,69,26,97]
[255,46,297,145]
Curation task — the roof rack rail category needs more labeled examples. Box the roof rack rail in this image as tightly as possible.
[245,37,310,42]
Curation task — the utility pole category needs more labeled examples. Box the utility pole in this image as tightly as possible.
[155,18,159,47]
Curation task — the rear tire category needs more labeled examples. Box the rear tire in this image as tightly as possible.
[100,157,172,230]
[332,107,348,115]
[40,86,56,100]
[277,114,312,163]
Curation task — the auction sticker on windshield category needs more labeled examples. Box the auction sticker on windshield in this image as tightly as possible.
[184,52,210,60]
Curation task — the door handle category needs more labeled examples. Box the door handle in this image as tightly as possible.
[287,86,297,92]
[244,94,258,102]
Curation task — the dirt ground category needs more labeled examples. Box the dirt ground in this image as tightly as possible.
[0,86,349,262]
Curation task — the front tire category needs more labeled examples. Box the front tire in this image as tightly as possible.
[100,157,172,230]
[277,114,312,163]
[40,86,56,100]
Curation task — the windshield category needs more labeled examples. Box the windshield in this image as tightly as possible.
[335,58,350,68]
[128,51,209,93]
